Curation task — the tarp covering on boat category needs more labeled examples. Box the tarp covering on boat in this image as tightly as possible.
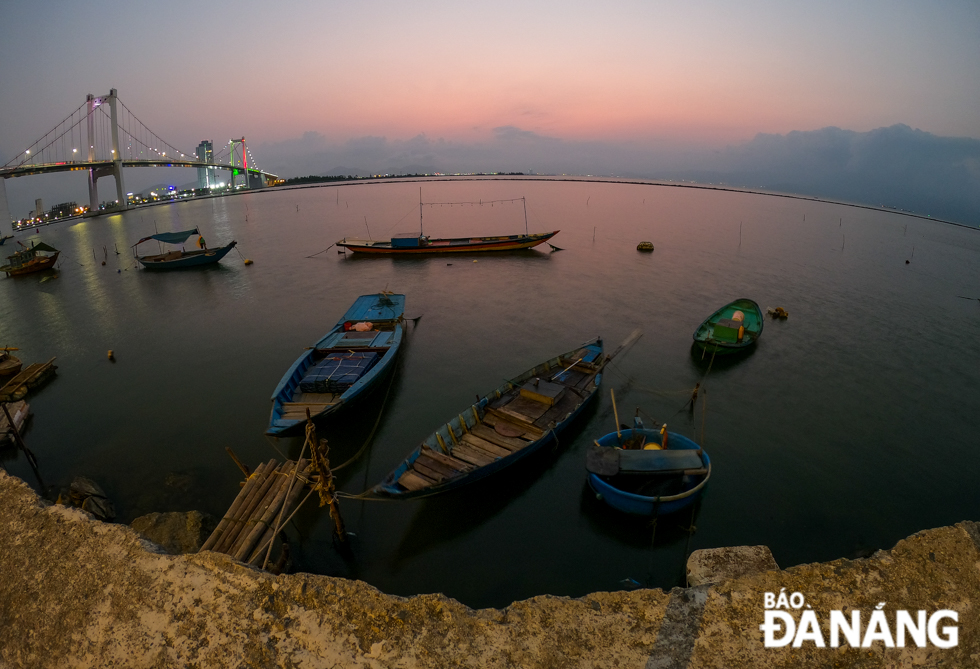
[299,352,380,393]
[341,293,406,323]
[32,242,59,253]
[132,229,200,247]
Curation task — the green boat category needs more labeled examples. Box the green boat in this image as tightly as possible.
[692,298,763,354]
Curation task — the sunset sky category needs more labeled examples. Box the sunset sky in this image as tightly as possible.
[1,1,979,217]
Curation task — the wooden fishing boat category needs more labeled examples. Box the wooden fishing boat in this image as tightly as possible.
[267,293,406,436]
[133,228,236,270]
[337,230,559,254]
[372,331,640,499]
[337,193,559,254]
[586,418,710,516]
[0,241,60,276]
[0,234,13,245]
[0,348,22,377]
[692,298,763,354]
[0,400,31,448]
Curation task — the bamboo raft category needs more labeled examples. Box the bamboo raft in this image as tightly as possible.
[200,458,314,569]
[0,357,57,402]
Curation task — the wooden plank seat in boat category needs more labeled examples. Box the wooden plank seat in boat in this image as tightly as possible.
[460,433,511,458]
[450,444,496,467]
[483,409,545,438]
[586,444,705,477]
[420,447,476,473]
[533,387,586,429]
[469,424,527,451]
[398,470,435,491]
[500,394,552,421]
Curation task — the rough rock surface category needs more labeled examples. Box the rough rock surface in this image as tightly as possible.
[131,510,218,555]
[1,470,978,668]
[686,545,779,586]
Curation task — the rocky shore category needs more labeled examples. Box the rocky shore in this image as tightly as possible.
[1,470,977,668]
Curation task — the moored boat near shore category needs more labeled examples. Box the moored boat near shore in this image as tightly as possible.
[0,241,60,276]
[133,228,237,270]
[267,293,406,436]
[337,230,559,254]
[587,418,710,516]
[692,298,763,354]
[337,193,559,255]
[371,330,640,499]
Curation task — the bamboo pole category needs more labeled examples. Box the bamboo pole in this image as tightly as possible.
[201,459,272,552]
[233,462,299,562]
[250,460,310,566]
[214,459,279,554]
[225,447,251,477]
[211,459,277,553]
[227,463,291,558]
[260,456,309,569]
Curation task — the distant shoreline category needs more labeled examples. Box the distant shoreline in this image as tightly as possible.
[271,174,979,231]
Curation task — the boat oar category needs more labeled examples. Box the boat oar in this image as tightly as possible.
[611,388,621,440]
[548,243,564,251]
[603,328,643,365]
[549,357,584,382]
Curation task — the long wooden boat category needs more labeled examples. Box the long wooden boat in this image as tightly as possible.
[132,228,236,270]
[373,336,628,499]
[267,293,406,436]
[337,230,559,254]
[1,241,60,276]
[692,298,763,354]
[338,193,559,254]
[586,419,710,516]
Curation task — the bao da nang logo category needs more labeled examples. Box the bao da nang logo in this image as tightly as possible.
[760,590,958,648]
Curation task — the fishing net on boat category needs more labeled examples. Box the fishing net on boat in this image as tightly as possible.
[299,352,380,393]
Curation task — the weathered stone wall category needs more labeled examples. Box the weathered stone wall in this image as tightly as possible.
[1,470,977,668]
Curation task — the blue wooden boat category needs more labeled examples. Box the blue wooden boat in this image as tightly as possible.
[692,298,763,354]
[133,228,236,270]
[372,331,640,499]
[267,293,406,436]
[0,235,13,246]
[587,418,710,515]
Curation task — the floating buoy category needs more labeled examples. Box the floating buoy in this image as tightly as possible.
[767,307,789,319]
[107,350,115,361]
[473,260,478,262]
[101,261,106,266]
[244,259,253,265]
[637,241,654,252]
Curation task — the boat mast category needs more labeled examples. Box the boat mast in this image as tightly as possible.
[419,187,424,237]
[522,197,528,236]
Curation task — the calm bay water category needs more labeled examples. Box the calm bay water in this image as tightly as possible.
[2,177,979,608]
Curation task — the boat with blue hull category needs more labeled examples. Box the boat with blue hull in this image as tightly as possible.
[587,419,710,516]
[371,330,640,499]
[267,293,406,436]
[133,228,237,270]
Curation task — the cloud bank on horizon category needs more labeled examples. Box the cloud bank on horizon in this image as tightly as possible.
[251,124,980,225]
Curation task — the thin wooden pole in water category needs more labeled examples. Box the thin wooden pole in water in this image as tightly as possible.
[611,388,621,439]
[1,401,44,490]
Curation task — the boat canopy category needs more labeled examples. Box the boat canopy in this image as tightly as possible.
[32,242,58,253]
[132,228,200,247]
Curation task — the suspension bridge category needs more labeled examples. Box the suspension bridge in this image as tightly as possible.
[0,89,278,233]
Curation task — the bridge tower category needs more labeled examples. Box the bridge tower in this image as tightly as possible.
[86,89,127,214]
